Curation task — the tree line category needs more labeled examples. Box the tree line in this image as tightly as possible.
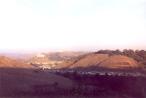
[95,49,146,65]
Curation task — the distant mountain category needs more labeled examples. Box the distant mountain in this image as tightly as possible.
[46,51,87,61]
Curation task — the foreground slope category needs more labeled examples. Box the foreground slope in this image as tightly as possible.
[0,68,74,96]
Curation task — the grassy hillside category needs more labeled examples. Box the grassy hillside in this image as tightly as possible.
[0,56,33,68]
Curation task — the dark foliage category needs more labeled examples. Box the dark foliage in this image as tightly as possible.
[95,49,146,66]
[56,69,146,98]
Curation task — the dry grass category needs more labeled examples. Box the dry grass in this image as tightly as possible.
[0,56,32,68]
[68,54,141,69]
[99,55,139,68]
[70,54,109,68]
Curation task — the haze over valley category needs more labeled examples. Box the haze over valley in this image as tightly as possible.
[0,0,146,97]
[0,50,146,97]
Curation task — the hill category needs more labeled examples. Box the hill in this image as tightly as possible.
[69,53,141,69]
[99,55,139,68]
[70,54,109,68]
[27,52,87,69]
[47,51,86,61]
[0,56,32,68]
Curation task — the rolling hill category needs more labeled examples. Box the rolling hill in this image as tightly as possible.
[0,56,33,68]
[99,55,139,68]
[69,53,141,69]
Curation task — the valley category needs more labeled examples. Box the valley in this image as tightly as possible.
[1,50,146,98]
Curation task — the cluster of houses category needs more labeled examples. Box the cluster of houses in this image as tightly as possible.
[28,53,63,69]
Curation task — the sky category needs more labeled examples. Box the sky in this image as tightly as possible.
[0,0,145,52]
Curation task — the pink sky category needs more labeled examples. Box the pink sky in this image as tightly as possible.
[0,0,145,52]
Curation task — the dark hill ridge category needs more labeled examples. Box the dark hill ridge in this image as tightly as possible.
[0,68,74,96]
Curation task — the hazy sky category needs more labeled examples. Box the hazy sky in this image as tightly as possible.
[0,0,145,52]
